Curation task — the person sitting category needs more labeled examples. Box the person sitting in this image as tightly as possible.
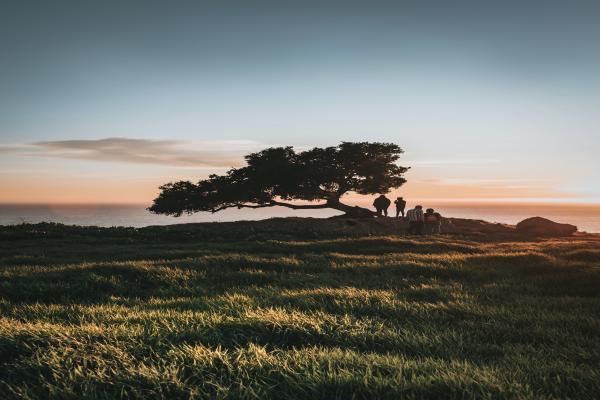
[406,205,424,234]
[373,194,391,217]
[424,208,442,234]
[394,196,406,218]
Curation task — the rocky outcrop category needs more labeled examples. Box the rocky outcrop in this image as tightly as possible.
[516,217,577,237]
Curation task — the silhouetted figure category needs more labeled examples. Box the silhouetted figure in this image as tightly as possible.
[373,194,391,217]
[406,205,424,234]
[424,208,442,234]
[394,197,406,218]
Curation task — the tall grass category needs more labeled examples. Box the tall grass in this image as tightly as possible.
[1,225,599,399]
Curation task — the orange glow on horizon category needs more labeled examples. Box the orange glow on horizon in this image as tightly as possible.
[0,167,593,206]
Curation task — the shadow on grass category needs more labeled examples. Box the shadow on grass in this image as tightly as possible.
[3,246,600,305]
[0,257,471,304]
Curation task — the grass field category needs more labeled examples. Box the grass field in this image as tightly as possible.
[1,223,600,399]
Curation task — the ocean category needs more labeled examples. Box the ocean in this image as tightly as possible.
[1,203,600,233]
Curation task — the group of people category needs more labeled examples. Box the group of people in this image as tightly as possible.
[373,194,442,234]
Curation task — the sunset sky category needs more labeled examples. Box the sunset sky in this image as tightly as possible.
[1,1,599,205]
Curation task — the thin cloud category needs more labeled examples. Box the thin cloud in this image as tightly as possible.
[430,177,554,192]
[0,138,265,168]
[407,159,500,166]
[439,178,549,185]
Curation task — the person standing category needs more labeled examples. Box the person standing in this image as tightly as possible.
[424,208,442,234]
[373,194,391,217]
[406,205,424,234]
[394,197,406,218]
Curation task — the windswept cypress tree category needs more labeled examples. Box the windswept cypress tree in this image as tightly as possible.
[149,142,409,217]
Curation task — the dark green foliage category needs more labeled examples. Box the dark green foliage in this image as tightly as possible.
[1,224,599,399]
[148,142,408,216]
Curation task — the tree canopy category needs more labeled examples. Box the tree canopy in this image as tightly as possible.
[148,142,409,217]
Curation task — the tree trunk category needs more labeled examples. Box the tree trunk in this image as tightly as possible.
[324,198,375,218]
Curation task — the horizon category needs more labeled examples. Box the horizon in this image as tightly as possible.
[1,1,599,206]
[3,200,600,233]
[3,200,600,208]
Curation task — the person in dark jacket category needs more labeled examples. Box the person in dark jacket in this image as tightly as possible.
[394,197,406,218]
[373,194,391,217]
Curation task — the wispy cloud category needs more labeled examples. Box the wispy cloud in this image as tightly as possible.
[397,176,576,201]
[438,178,549,186]
[0,138,265,168]
[406,159,500,166]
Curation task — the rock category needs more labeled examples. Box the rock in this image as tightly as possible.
[516,217,577,237]
[443,218,514,235]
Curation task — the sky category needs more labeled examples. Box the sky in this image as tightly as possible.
[1,0,599,205]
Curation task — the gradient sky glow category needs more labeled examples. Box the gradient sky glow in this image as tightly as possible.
[1,0,599,205]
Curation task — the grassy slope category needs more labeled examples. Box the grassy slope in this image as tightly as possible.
[0,223,599,399]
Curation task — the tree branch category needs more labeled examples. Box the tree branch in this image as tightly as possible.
[211,200,336,213]
[211,203,273,213]
[210,199,375,217]
[270,200,331,210]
